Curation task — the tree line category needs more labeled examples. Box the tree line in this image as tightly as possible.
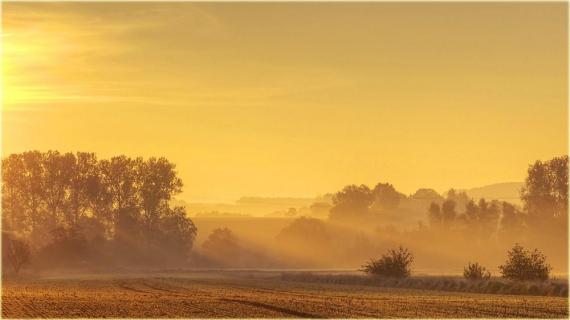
[2,151,197,270]
[327,155,567,240]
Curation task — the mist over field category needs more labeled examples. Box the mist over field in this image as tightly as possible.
[186,180,565,274]
[2,151,567,277]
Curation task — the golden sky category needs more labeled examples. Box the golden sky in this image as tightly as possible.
[2,3,568,202]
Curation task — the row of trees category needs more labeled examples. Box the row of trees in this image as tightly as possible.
[432,156,567,229]
[328,181,523,241]
[427,198,525,237]
[327,155,567,238]
[2,151,198,269]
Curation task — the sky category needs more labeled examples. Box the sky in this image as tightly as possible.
[1,2,568,202]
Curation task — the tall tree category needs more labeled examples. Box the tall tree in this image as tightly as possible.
[42,151,75,228]
[139,157,182,241]
[21,151,46,232]
[521,155,568,228]
[2,154,26,231]
[99,156,141,236]
[67,152,99,226]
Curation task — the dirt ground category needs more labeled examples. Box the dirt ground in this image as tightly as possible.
[2,272,568,318]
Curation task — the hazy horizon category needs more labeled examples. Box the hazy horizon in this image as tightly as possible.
[174,180,524,204]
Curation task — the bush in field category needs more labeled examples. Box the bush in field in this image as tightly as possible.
[499,244,551,281]
[463,262,491,280]
[361,246,413,278]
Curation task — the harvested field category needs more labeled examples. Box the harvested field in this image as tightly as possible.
[2,272,568,318]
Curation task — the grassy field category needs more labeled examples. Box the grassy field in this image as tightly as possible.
[281,272,569,297]
[2,271,568,318]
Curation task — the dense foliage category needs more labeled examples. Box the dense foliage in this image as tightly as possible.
[2,151,197,271]
[361,246,413,278]
[522,156,568,228]
[499,244,551,281]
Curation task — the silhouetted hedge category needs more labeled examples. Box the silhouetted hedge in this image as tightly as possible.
[281,272,568,297]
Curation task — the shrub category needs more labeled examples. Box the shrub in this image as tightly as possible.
[498,244,551,281]
[361,246,413,278]
[463,262,491,280]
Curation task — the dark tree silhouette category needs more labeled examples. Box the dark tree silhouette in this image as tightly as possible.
[139,157,183,242]
[521,155,568,228]
[1,151,197,270]
[42,151,75,228]
[157,206,198,256]
[68,152,99,226]
[361,246,413,278]
[498,244,551,281]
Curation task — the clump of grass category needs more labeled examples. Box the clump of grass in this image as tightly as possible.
[463,262,491,280]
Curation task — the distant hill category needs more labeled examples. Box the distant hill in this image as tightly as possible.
[464,182,523,205]
[171,197,317,217]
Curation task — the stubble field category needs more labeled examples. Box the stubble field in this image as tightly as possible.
[2,272,568,318]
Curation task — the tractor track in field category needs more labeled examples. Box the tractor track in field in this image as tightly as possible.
[219,298,322,318]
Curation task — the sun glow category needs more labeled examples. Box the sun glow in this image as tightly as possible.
[1,2,567,202]
[1,28,64,108]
